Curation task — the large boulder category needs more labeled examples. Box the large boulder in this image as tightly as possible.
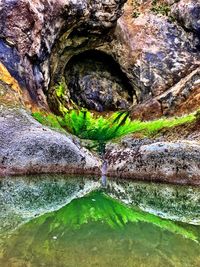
[104,0,200,119]
[0,106,101,176]
[105,139,200,185]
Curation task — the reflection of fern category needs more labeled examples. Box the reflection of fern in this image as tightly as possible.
[18,191,198,242]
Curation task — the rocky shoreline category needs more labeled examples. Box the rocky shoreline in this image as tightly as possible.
[106,139,200,185]
[0,0,200,185]
[1,106,200,185]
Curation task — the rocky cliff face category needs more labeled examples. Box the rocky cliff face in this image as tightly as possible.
[48,0,200,116]
[0,0,126,107]
[1,0,199,117]
[106,0,200,119]
[0,0,125,176]
[1,0,200,183]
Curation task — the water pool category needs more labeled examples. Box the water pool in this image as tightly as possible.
[0,175,199,267]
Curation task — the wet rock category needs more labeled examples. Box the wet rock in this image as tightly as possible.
[0,107,101,177]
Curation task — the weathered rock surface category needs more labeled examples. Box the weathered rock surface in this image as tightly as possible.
[0,107,101,176]
[171,0,200,35]
[131,67,200,119]
[104,0,200,119]
[0,0,199,117]
[0,0,126,107]
[105,139,200,185]
[1,0,200,185]
[65,50,133,112]
[106,141,200,185]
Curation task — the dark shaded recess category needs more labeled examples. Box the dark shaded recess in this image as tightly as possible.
[65,50,135,112]
[60,28,114,59]
[0,39,26,87]
[0,39,40,101]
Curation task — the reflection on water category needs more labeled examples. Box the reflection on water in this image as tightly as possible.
[0,175,200,267]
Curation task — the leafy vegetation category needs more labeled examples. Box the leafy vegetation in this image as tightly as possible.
[32,111,64,131]
[55,82,66,98]
[32,108,197,154]
[131,0,141,18]
[32,109,196,141]
[151,0,171,16]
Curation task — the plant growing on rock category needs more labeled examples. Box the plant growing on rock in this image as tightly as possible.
[131,0,141,18]
[58,110,131,155]
[32,107,197,156]
[151,1,171,16]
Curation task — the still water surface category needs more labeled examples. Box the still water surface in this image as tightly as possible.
[0,175,199,267]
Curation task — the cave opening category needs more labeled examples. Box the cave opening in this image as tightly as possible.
[64,50,135,112]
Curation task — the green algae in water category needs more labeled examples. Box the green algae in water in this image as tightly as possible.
[0,188,200,267]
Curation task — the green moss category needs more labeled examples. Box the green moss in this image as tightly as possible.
[131,0,141,18]
[151,1,171,16]
[32,111,64,131]
[55,82,66,98]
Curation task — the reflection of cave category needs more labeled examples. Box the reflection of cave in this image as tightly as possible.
[65,50,135,112]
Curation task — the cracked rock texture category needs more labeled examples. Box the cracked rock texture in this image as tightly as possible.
[0,0,199,117]
[104,0,200,119]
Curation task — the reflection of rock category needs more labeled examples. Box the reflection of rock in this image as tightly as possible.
[1,191,199,267]
[106,178,200,224]
[0,175,199,235]
[0,107,101,177]
[0,175,100,234]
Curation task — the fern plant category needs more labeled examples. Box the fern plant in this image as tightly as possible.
[57,110,132,155]
[32,108,196,155]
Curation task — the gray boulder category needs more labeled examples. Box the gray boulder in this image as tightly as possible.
[0,107,101,176]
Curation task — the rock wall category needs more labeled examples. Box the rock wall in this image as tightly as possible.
[1,0,200,183]
[1,0,199,117]
[0,0,126,107]
[104,0,200,119]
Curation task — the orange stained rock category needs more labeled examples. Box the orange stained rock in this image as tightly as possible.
[0,62,22,95]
